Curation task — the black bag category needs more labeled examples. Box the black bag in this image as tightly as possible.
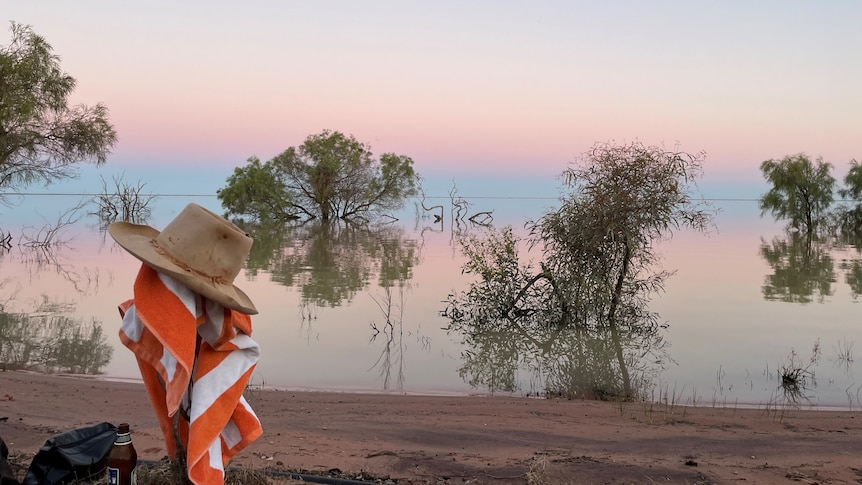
[22,423,117,485]
[1,434,20,485]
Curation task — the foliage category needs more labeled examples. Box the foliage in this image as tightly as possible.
[530,142,711,330]
[839,159,862,201]
[759,153,835,233]
[444,226,670,399]
[0,22,116,195]
[217,156,297,222]
[219,130,419,222]
[759,157,862,304]
[444,141,712,399]
[831,158,862,239]
[455,227,533,322]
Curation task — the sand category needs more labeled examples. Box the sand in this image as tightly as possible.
[1,370,861,484]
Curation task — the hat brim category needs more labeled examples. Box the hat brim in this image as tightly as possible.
[109,221,258,315]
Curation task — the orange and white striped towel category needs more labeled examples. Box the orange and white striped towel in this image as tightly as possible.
[118,264,262,485]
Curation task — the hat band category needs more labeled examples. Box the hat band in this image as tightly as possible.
[151,239,231,286]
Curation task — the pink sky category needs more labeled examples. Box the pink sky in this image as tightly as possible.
[3,1,860,184]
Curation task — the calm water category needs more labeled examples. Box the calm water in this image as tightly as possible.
[1,191,860,409]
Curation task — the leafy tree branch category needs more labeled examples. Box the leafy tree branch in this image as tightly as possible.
[0,22,116,198]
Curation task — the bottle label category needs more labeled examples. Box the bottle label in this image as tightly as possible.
[107,467,119,485]
[107,466,137,485]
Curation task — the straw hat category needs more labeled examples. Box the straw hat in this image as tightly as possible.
[108,203,257,314]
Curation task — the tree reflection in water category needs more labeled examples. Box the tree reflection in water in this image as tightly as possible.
[0,229,112,374]
[368,286,407,392]
[443,299,670,399]
[835,226,862,301]
[842,258,862,300]
[241,220,420,308]
[0,295,112,374]
[240,220,422,390]
[759,197,862,304]
[760,230,836,303]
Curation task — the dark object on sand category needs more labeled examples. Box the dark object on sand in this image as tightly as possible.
[1,434,19,485]
[22,423,117,485]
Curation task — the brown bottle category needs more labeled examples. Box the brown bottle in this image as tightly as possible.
[106,423,137,485]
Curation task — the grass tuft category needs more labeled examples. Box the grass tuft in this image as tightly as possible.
[525,455,549,485]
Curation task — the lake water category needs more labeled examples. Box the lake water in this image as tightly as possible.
[1,186,860,410]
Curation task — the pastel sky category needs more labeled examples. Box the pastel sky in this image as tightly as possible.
[3,0,861,190]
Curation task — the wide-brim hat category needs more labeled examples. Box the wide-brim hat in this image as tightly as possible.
[108,203,257,314]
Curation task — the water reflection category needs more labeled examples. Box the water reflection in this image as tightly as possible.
[368,287,408,392]
[1,202,104,296]
[442,300,669,399]
[841,258,862,300]
[835,227,862,300]
[240,220,420,307]
[0,295,113,374]
[3,196,862,405]
[760,231,836,303]
[18,245,102,296]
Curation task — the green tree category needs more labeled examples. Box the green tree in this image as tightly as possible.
[217,156,298,221]
[219,130,419,222]
[534,143,711,330]
[444,142,713,399]
[0,22,116,194]
[759,154,835,233]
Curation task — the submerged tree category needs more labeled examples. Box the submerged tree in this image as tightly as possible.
[533,143,712,329]
[754,157,862,305]
[218,130,419,222]
[444,142,713,399]
[445,226,671,398]
[0,22,117,196]
[759,153,835,234]
[93,173,156,225]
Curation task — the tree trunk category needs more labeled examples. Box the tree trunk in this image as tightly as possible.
[506,269,569,325]
[319,201,331,221]
[607,237,633,398]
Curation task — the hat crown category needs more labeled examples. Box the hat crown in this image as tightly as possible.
[155,204,251,283]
